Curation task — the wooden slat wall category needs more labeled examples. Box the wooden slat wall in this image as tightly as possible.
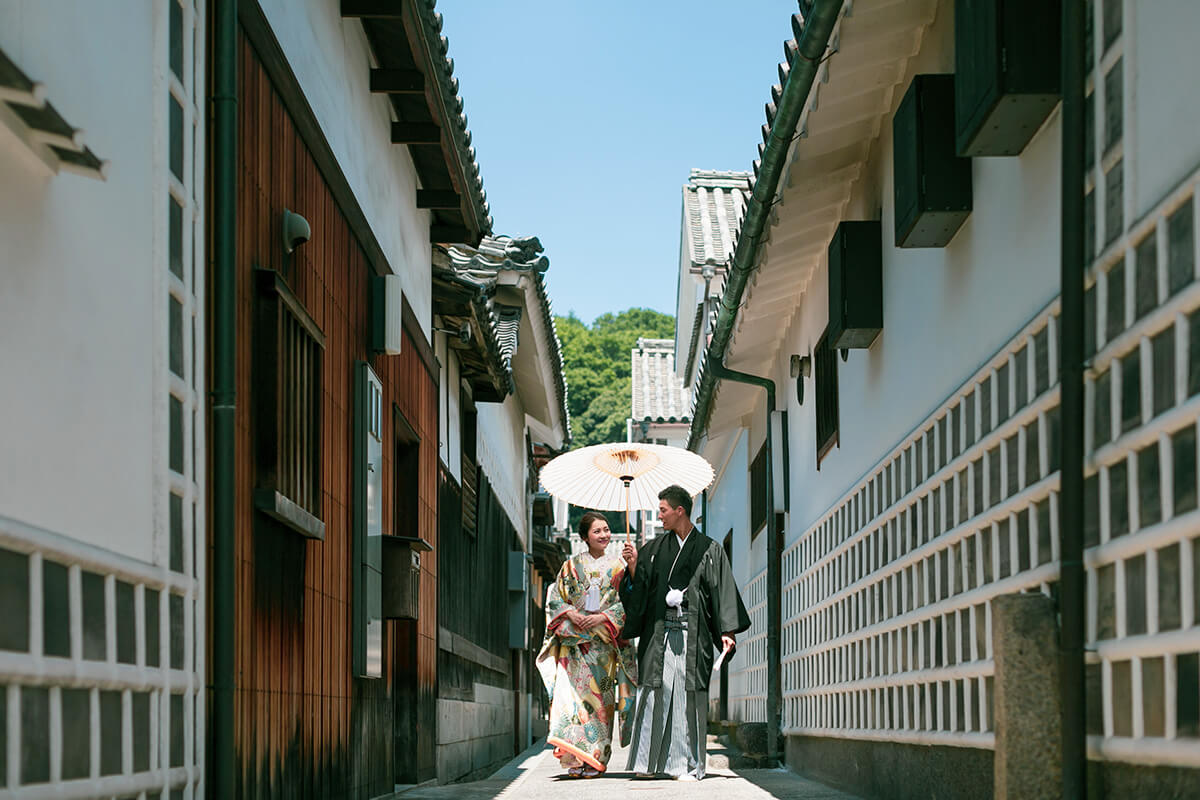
[213,29,439,798]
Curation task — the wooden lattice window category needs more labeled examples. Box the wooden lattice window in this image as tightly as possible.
[253,268,325,539]
[815,330,840,467]
[750,442,767,538]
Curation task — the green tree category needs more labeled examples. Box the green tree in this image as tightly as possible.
[556,307,674,448]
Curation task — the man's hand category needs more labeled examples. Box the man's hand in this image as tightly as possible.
[721,634,736,653]
[622,543,637,575]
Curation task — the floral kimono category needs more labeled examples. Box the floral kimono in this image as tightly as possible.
[536,552,638,773]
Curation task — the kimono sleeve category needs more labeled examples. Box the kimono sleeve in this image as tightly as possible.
[545,559,576,633]
[707,545,751,638]
[618,543,652,640]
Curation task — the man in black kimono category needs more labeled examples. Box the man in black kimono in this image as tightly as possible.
[619,484,751,780]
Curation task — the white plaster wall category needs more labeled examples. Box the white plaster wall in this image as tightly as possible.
[477,395,528,549]
[1131,0,1200,220]
[701,431,760,587]
[258,0,433,329]
[777,15,1062,541]
[0,4,160,562]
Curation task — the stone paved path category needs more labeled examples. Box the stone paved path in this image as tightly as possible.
[393,738,863,800]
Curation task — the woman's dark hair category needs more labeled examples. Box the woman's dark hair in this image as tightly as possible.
[658,484,693,516]
[578,511,609,542]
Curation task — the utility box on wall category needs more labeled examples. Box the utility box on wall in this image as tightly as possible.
[508,550,529,649]
[828,220,883,349]
[954,0,1061,157]
[893,74,973,248]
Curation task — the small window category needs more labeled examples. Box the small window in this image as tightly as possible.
[750,443,768,538]
[253,269,325,539]
[816,330,840,466]
[461,395,478,537]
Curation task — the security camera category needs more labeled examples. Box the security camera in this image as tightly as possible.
[282,209,311,254]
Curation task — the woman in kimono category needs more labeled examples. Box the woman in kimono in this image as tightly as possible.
[536,511,638,778]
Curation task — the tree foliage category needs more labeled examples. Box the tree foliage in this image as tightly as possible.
[556,308,675,449]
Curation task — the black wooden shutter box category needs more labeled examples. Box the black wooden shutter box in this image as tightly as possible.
[828,220,883,350]
[955,0,1062,157]
[893,74,973,248]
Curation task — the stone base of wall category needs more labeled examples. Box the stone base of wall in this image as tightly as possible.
[785,735,1200,799]
[785,735,994,800]
[436,682,516,784]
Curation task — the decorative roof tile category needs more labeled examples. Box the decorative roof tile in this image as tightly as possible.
[683,169,751,270]
[631,338,690,423]
[436,235,571,441]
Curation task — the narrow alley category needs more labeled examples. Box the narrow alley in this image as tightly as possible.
[398,738,861,800]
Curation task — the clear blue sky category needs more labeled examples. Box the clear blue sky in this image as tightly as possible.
[437,1,798,325]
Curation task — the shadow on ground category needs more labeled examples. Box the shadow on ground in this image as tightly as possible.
[391,737,865,799]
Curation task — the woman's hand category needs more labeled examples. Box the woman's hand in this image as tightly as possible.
[576,613,607,631]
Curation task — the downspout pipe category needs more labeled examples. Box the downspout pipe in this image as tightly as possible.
[211,0,238,795]
[687,0,844,453]
[707,362,780,766]
[1059,0,1087,796]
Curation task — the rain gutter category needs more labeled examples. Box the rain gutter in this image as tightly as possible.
[685,0,844,771]
[1059,0,1087,795]
[211,0,238,794]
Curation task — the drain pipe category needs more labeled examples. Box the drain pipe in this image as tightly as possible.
[211,0,238,795]
[1059,0,1087,796]
[707,362,780,765]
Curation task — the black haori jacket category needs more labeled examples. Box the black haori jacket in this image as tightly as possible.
[619,527,751,690]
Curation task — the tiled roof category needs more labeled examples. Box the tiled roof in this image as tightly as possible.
[683,170,751,270]
[631,338,690,423]
[436,235,571,441]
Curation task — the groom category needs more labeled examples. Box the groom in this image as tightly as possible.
[619,484,750,781]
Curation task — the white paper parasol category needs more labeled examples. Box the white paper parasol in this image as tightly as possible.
[539,442,715,540]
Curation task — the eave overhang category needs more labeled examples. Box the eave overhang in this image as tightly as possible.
[0,47,108,179]
[343,0,492,245]
[691,0,938,445]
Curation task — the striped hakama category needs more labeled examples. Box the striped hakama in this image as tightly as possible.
[626,614,708,779]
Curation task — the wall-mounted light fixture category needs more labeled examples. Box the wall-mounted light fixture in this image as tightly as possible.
[282,208,311,254]
[790,353,811,405]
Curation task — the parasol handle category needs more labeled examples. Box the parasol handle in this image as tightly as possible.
[621,477,633,543]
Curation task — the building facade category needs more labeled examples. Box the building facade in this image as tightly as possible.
[0,2,206,796]
[432,236,570,782]
[686,1,1200,797]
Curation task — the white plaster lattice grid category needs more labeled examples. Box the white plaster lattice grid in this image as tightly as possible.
[727,570,767,723]
[780,303,1063,750]
[0,516,201,798]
